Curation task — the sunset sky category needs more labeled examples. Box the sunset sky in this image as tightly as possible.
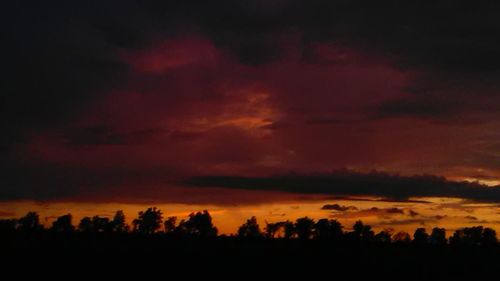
[2,1,500,234]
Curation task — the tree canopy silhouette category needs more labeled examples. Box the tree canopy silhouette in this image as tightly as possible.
[18,212,41,233]
[429,227,447,246]
[294,217,315,240]
[51,214,74,233]
[238,216,262,239]
[133,207,163,234]
[0,207,497,249]
[315,218,343,240]
[177,210,218,238]
[164,216,177,234]
[413,228,429,245]
[111,210,128,232]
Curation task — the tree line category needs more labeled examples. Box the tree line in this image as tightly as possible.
[0,207,498,246]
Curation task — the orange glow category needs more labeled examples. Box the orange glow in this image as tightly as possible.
[2,197,499,235]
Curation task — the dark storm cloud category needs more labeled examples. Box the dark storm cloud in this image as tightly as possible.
[4,0,500,142]
[55,126,165,146]
[187,171,500,203]
[4,0,500,139]
[0,163,177,201]
[3,0,500,203]
[2,1,130,152]
[375,97,461,119]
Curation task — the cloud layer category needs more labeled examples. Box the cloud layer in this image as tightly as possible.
[2,1,500,203]
[187,171,500,203]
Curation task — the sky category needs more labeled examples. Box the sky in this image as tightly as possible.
[2,1,500,233]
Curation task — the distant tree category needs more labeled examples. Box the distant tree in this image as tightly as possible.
[429,227,447,246]
[392,231,411,244]
[92,216,111,233]
[450,226,498,246]
[314,219,343,240]
[481,228,497,246]
[238,216,262,239]
[133,207,163,234]
[374,229,393,244]
[164,216,177,234]
[352,220,374,242]
[176,210,218,238]
[465,226,483,245]
[295,217,315,240]
[18,212,42,233]
[0,219,17,234]
[265,222,283,238]
[78,216,111,233]
[51,214,74,233]
[283,221,294,239]
[111,210,128,232]
[413,228,429,245]
[78,217,93,232]
[449,228,466,246]
[450,226,483,246]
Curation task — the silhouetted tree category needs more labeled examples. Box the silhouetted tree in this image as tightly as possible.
[111,210,128,232]
[78,216,112,233]
[164,216,177,233]
[78,217,93,233]
[51,214,74,233]
[314,219,343,240]
[392,231,411,244]
[18,212,42,233]
[265,222,283,238]
[295,217,315,240]
[133,207,163,234]
[374,229,393,244]
[92,216,111,233]
[177,210,218,238]
[450,226,498,246]
[429,227,447,246]
[450,226,484,246]
[283,221,294,239]
[0,219,17,234]
[352,220,374,242]
[238,216,262,239]
[481,227,498,246]
[413,228,429,245]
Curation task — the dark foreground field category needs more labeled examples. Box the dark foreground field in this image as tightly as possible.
[3,234,499,280]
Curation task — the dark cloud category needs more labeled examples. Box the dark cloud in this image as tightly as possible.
[329,206,407,219]
[385,207,405,214]
[379,219,427,226]
[187,171,500,203]
[321,204,358,211]
[408,210,420,217]
[3,1,500,204]
[465,215,478,221]
[326,196,431,204]
[4,0,500,139]
[54,126,166,146]
[379,214,446,226]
